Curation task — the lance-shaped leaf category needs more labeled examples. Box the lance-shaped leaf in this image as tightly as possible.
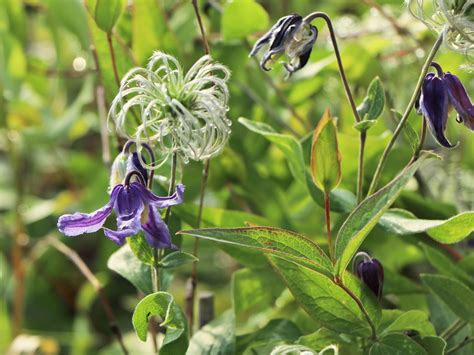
[310,108,342,192]
[334,152,435,277]
[357,76,385,121]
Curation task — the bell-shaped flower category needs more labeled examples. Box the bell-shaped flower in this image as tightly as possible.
[353,252,384,300]
[57,178,185,249]
[417,62,474,148]
[249,14,318,75]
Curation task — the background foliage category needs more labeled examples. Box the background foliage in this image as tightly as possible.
[1,0,473,354]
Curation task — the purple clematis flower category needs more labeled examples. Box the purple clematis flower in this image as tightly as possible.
[353,252,384,300]
[417,62,474,148]
[249,14,318,75]
[57,180,185,249]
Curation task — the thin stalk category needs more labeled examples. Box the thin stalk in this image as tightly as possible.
[192,0,210,55]
[446,337,474,354]
[367,34,443,196]
[303,13,365,201]
[414,118,427,160]
[47,237,128,355]
[440,318,467,341]
[324,191,335,263]
[335,279,378,341]
[106,32,121,88]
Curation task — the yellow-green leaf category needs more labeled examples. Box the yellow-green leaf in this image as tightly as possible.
[310,108,342,193]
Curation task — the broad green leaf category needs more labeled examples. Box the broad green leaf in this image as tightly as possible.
[132,292,188,354]
[370,334,427,355]
[380,310,436,337]
[357,76,385,121]
[421,274,474,323]
[269,257,378,337]
[383,268,423,295]
[222,0,269,42]
[93,0,125,33]
[334,152,433,277]
[187,310,235,355]
[379,209,474,244]
[298,328,353,352]
[107,245,153,294]
[421,244,473,288]
[310,108,342,192]
[179,226,333,276]
[414,336,446,355]
[159,251,198,269]
[237,319,301,354]
[127,233,155,265]
[239,117,305,185]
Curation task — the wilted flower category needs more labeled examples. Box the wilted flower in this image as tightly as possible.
[109,51,231,166]
[353,252,384,299]
[416,62,474,147]
[249,14,318,75]
[406,0,474,61]
[58,172,185,249]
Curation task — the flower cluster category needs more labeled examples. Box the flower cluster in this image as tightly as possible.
[406,0,474,62]
[109,52,232,166]
[249,14,318,75]
[416,62,473,147]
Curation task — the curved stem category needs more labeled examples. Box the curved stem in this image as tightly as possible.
[367,34,443,196]
[414,118,427,160]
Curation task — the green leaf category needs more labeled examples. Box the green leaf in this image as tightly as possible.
[421,274,474,323]
[222,0,269,42]
[379,209,474,244]
[421,244,474,288]
[269,257,379,337]
[239,117,305,185]
[310,108,342,192]
[187,310,235,355]
[391,110,419,153]
[380,310,436,337]
[132,291,188,353]
[357,77,385,121]
[414,336,446,355]
[354,120,377,132]
[159,251,198,269]
[107,245,153,294]
[93,0,125,33]
[334,152,434,277]
[298,328,353,351]
[370,334,427,355]
[127,233,155,265]
[179,226,333,277]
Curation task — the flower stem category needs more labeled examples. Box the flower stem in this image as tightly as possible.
[367,34,443,196]
[192,0,210,55]
[324,191,335,263]
[303,12,365,202]
[106,32,121,88]
[414,117,427,160]
[48,236,128,354]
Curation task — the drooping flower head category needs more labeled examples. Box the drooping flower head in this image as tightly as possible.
[58,149,185,249]
[353,252,384,300]
[249,14,318,75]
[109,52,232,167]
[416,62,474,147]
[406,0,474,63]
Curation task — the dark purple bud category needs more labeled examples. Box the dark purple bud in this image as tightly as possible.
[444,72,474,131]
[355,253,384,299]
[419,72,455,148]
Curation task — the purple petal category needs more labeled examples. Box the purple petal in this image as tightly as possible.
[444,72,474,131]
[357,259,384,299]
[103,223,141,245]
[114,183,145,221]
[135,183,185,209]
[142,207,177,250]
[420,74,454,148]
[57,185,122,237]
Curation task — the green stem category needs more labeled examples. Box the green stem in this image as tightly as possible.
[414,117,427,160]
[303,12,365,201]
[367,34,443,196]
[440,319,467,341]
[446,337,474,354]
[324,191,335,263]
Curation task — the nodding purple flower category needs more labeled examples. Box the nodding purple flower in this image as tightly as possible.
[416,62,474,148]
[57,172,185,249]
[249,14,318,75]
[353,252,384,300]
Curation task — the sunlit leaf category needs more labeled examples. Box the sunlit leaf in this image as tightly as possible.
[222,0,269,42]
[357,76,385,121]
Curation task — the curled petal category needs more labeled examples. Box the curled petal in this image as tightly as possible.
[249,15,298,57]
[142,207,177,250]
[283,25,318,74]
[136,183,185,208]
[57,185,122,237]
[444,72,474,130]
[103,217,142,246]
[420,74,454,148]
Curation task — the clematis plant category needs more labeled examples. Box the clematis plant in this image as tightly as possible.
[416,61,474,147]
[58,165,184,249]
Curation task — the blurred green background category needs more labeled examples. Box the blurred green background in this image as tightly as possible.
[1,0,472,353]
